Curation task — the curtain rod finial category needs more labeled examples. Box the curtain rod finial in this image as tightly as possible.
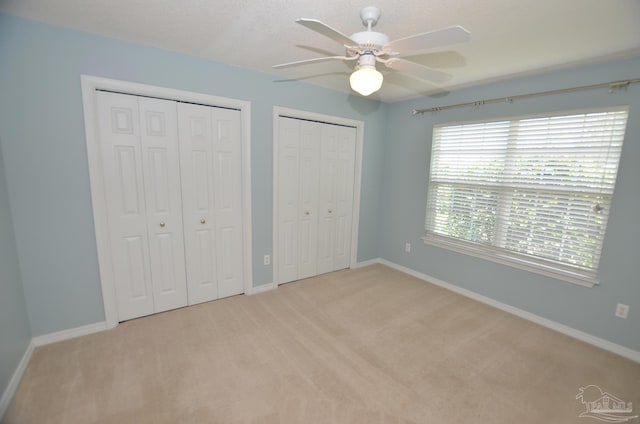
[609,80,630,93]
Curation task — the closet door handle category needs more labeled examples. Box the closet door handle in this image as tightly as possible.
[304,211,310,216]
[200,218,206,224]
[159,221,166,228]
[328,209,333,214]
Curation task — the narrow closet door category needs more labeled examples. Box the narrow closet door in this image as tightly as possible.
[332,125,357,270]
[138,97,188,313]
[97,91,154,321]
[179,103,245,304]
[317,124,357,274]
[297,120,321,279]
[178,103,217,304]
[277,117,301,284]
[211,107,244,298]
[317,125,339,274]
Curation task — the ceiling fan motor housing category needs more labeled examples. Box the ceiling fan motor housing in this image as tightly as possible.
[350,31,390,52]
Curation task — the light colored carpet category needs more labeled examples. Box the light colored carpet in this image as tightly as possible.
[4,264,639,423]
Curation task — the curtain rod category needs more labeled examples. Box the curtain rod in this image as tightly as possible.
[412,78,640,115]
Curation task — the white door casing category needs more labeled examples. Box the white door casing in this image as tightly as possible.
[82,75,252,328]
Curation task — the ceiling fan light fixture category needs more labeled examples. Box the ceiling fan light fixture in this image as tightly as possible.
[350,65,383,96]
[350,53,383,96]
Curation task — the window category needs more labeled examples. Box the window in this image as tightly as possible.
[424,107,629,286]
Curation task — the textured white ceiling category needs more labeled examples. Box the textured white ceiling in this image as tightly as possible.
[2,0,639,102]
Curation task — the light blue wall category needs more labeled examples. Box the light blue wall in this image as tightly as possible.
[0,14,385,336]
[0,140,31,401]
[380,56,640,351]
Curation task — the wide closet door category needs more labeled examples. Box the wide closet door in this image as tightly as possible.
[96,91,246,321]
[97,91,188,321]
[277,116,356,284]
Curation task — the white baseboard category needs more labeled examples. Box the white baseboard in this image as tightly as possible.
[248,258,384,294]
[1,321,110,418]
[0,340,34,419]
[32,321,110,347]
[247,282,277,295]
[377,258,640,364]
[352,258,381,269]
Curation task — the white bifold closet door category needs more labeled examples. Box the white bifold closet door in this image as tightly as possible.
[277,116,356,284]
[97,91,188,321]
[96,91,245,321]
[178,103,245,304]
[317,123,357,274]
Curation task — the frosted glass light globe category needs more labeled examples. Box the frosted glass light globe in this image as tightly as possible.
[349,65,383,96]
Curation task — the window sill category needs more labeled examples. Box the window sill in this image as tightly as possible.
[421,235,598,288]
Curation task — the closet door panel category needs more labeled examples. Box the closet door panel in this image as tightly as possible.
[317,125,339,275]
[277,117,301,283]
[332,126,357,270]
[297,121,321,279]
[211,108,244,298]
[139,97,188,313]
[178,103,218,305]
[97,92,154,321]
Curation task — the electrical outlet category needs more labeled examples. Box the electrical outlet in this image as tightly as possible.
[263,254,271,266]
[405,243,411,253]
[615,303,629,319]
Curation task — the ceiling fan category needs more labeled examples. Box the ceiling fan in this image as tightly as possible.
[273,7,471,96]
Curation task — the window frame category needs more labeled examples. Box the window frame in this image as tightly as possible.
[422,106,629,287]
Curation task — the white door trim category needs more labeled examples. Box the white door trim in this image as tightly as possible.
[272,106,364,285]
[81,75,253,328]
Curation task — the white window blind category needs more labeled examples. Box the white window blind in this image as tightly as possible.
[424,107,628,286]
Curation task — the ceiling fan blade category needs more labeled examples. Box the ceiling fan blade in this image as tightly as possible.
[296,18,356,46]
[273,56,356,69]
[384,26,470,55]
[383,58,452,85]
